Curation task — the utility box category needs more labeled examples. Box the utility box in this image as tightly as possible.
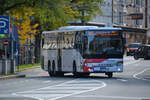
[147,29,150,44]
[0,59,15,74]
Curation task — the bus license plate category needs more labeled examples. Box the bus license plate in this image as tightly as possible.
[101,68,106,71]
[94,67,100,71]
[100,67,106,71]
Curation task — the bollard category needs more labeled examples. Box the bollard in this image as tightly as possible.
[2,59,7,75]
[10,59,15,73]
[32,56,34,72]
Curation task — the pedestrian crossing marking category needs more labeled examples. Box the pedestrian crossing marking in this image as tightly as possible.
[13,79,106,100]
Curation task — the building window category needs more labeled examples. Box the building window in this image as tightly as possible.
[131,0,134,4]
[149,0,150,8]
[119,0,123,3]
[149,16,150,24]
[119,12,123,25]
[141,0,144,7]
[135,20,140,27]
[136,0,140,6]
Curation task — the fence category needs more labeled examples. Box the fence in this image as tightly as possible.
[18,46,40,65]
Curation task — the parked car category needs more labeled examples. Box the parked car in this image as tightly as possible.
[134,45,150,60]
[126,43,142,56]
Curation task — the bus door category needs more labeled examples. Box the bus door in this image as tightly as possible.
[57,33,62,72]
[58,49,62,71]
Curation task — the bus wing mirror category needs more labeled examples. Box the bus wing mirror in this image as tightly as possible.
[123,38,126,45]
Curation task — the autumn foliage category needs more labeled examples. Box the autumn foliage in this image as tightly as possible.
[11,6,39,45]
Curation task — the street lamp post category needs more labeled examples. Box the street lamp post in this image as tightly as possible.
[145,0,148,28]
[10,17,15,73]
[112,0,114,24]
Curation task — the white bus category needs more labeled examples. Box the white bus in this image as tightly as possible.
[41,26,125,77]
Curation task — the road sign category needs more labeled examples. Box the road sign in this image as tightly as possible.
[3,40,8,46]
[0,16,9,34]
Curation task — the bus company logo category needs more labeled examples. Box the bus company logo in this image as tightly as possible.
[88,31,118,36]
[96,64,113,67]
[85,63,114,68]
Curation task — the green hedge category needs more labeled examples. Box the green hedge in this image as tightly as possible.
[16,63,40,70]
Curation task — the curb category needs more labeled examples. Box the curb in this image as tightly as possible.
[17,66,41,72]
[0,74,26,80]
[0,66,40,80]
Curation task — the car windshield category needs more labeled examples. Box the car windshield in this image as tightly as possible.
[128,44,140,48]
[83,31,123,58]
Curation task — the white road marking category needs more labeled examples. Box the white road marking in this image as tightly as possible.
[124,60,140,66]
[133,67,150,81]
[145,77,150,78]
[74,95,150,100]
[43,80,51,83]
[134,63,139,66]
[12,79,106,100]
[117,79,128,82]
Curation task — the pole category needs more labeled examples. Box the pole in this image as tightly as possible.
[112,0,114,24]
[32,56,34,72]
[3,46,7,75]
[145,0,148,28]
[5,46,7,62]
[11,17,14,73]
[2,46,7,75]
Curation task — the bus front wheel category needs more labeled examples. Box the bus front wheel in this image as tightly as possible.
[106,72,113,78]
[73,61,78,77]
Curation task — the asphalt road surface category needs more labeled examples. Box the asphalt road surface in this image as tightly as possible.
[0,56,150,100]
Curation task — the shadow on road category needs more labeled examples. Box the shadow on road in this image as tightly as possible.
[24,73,120,81]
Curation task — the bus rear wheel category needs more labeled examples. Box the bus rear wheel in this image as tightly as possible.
[48,61,51,77]
[51,61,56,77]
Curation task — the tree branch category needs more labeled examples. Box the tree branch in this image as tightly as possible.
[4,1,26,12]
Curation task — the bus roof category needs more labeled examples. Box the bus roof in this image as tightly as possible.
[42,26,122,34]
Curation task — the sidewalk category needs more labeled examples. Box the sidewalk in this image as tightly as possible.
[0,73,26,80]
[0,66,41,80]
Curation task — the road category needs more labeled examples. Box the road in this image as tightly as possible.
[0,56,150,100]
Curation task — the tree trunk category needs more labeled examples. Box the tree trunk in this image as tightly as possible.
[34,33,41,63]
[81,10,85,25]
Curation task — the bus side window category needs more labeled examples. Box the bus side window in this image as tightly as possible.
[74,32,82,52]
[42,38,44,48]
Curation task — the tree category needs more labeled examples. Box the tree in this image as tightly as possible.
[10,6,39,45]
[70,0,103,25]
[0,0,33,15]
[30,0,79,62]
[0,0,103,63]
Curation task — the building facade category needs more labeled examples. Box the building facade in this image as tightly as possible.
[92,0,150,28]
[91,0,149,44]
[92,0,113,24]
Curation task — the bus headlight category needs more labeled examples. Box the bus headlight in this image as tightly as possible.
[118,68,121,71]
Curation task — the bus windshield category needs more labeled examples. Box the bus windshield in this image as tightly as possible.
[83,31,123,58]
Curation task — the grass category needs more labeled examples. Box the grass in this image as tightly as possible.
[16,63,41,70]
[0,73,16,77]
[0,63,41,76]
